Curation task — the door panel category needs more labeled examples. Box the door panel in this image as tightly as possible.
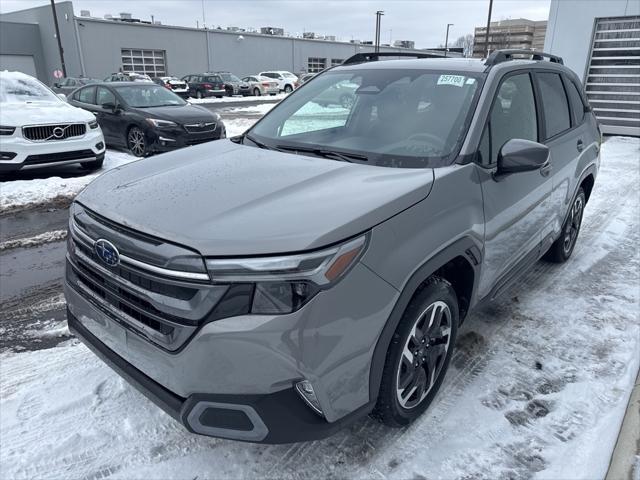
[95,87,120,144]
[477,72,554,299]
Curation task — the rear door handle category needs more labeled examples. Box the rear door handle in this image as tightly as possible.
[540,161,552,177]
[577,139,584,152]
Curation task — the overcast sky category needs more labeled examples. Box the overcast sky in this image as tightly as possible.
[0,0,551,48]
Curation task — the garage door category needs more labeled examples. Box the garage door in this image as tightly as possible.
[585,16,640,136]
[0,54,37,77]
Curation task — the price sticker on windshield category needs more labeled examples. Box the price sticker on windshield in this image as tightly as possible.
[437,75,466,87]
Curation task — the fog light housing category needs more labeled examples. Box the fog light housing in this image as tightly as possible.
[0,152,17,160]
[295,380,324,417]
[95,142,104,150]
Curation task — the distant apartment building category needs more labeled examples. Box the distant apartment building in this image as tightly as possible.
[473,18,547,57]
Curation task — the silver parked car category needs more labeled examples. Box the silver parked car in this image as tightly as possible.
[240,75,279,96]
[65,50,599,444]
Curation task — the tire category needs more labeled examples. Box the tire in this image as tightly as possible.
[226,87,233,97]
[544,188,586,263]
[284,84,293,93]
[372,277,459,427]
[80,158,104,171]
[269,93,277,96]
[196,90,203,99]
[215,95,223,99]
[127,126,147,157]
[253,87,261,97]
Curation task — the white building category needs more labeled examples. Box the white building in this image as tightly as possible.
[545,0,640,136]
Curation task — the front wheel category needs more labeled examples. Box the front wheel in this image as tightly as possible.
[127,126,147,157]
[544,188,586,263]
[372,277,458,427]
[253,87,261,96]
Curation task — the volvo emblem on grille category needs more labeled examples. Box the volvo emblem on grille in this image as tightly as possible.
[52,126,65,138]
[94,239,120,267]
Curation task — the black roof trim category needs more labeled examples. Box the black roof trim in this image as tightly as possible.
[484,49,564,69]
[343,52,446,65]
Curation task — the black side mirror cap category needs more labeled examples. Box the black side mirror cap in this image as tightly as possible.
[584,105,593,113]
[497,138,549,175]
[101,102,117,111]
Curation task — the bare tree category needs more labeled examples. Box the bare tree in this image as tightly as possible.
[453,34,475,57]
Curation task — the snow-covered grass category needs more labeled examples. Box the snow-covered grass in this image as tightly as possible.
[0,150,138,214]
[189,92,288,104]
[0,137,638,479]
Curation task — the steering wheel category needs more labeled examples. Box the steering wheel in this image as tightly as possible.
[405,133,447,151]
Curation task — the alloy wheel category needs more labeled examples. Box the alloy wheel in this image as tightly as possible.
[284,85,293,93]
[396,300,452,410]
[128,128,146,157]
[563,195,584,255]
[253,87,261,96]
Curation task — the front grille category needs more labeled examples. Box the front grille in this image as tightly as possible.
[170,83,187,90]
[24,149,95,165]
[23,123,86,141]
[184,122,216,133]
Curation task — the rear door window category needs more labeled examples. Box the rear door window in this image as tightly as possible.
[537,72,571,138]
[76,86,96,104]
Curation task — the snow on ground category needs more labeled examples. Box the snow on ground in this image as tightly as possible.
[0,137,638,480]
[189,92,288,104]
[0,150,138,214]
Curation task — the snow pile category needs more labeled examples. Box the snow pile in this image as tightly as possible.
[0,150,138,214]
[0,137,638,479]
[0,229,67,251]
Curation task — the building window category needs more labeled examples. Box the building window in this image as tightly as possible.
[121,49,166,77]
[331,59,344,67]
[307,57,327,73]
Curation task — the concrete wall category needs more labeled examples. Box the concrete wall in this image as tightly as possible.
[545,0,640,80]
[0,21,47,80]
[0,1,82,83]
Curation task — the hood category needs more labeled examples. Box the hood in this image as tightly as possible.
[133,104,218,123]
[0,101,95,126]
[77,140,434,256]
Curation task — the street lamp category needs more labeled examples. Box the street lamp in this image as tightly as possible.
[374,10,384,53]
[444,23,454,57]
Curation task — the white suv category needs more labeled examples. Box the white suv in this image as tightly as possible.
[0,71,105,173]
[258,71,298,93]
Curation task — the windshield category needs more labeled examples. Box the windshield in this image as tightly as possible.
[114,85,186,107]
[220,73,240,82]
[0,74,59,103]
[249,68,483,168]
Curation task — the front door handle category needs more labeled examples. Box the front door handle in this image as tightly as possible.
[540,161,552,177]
[577,139,584,152]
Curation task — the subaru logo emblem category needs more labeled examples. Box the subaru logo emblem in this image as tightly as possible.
[198,122,205,128]
[52,127,65,138]
[94,239,120,267]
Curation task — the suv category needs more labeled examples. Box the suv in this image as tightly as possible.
[182,73,226,99]
[259,70,298,92]
[104,72,153,83]
[65,50,599,443]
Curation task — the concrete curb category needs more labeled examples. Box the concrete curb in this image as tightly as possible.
[606,369,640,480]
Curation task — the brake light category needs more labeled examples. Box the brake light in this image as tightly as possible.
[261,82,270,87]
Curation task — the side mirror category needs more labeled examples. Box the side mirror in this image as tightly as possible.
[57,93,67,102]
[101,102,117,111]
[497,139,549,175]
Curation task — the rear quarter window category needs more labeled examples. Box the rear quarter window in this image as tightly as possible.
[537,72,571,138]
[565,78,586,125]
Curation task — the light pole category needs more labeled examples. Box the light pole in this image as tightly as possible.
[484,0,494,57]
[444,23,454,57]
[50,0,67,77]
[374,10,384,53]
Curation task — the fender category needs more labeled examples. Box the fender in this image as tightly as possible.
[368,236,481,402]
[560,163,597,228]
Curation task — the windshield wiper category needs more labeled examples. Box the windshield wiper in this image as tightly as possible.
[276,145,368,163]
[243,133,281,151]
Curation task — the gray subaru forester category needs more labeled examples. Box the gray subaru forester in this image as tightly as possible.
[65,50,600,443]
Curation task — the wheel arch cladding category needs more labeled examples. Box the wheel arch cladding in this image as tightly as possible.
[368,237,480,403]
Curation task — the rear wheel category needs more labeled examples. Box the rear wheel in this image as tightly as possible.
[80,158,104,171]
[372,277,458,427]
[544,188,586,263]
[284,84,293,93]
[253,87,261,96]
[127,126,147,157]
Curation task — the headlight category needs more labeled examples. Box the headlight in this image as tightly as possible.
[88,120,99,129]
[206,234,367,314]
[146,118,177,128]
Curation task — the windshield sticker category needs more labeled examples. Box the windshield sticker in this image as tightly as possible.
[437,75,466,87]
[465,78,476,85]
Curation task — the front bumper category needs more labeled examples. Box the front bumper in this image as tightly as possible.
[147,122,226,152]
[68,309,373,443]
[0,128,105,172]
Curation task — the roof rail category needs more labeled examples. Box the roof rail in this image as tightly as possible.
[343,51,445,65]
[484,49,563,68]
